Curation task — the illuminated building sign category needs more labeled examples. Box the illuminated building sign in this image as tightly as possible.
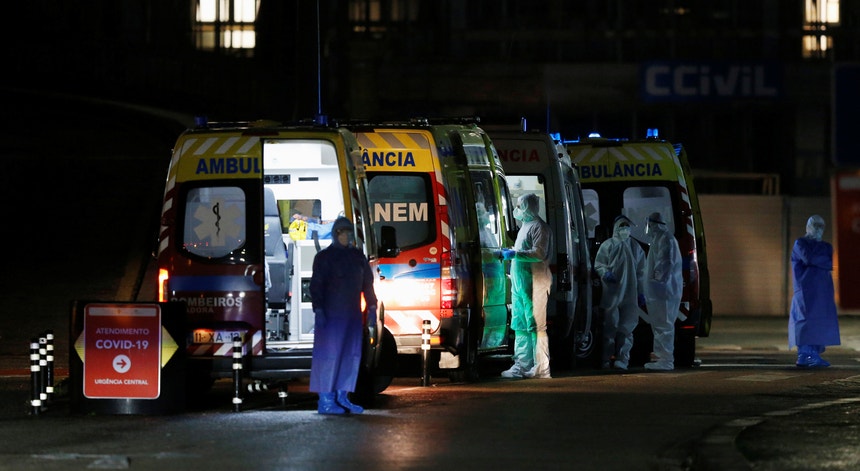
[640,61,782,102]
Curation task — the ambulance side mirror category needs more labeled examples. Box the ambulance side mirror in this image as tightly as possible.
[379,225,400,258]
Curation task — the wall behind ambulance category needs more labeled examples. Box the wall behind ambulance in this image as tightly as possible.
[699,195,835,317]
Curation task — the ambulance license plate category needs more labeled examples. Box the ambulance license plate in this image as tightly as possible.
[191,329,244,344]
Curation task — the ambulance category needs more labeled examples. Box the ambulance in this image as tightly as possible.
[489,127,598,368]
[566,130,712,367]
[347,118,516,381]
[155,118,397,399]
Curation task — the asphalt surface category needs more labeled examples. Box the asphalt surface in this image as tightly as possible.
[694,317,860,470]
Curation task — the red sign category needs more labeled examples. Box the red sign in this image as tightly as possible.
[83,304,162,399]
[833,172,860,309]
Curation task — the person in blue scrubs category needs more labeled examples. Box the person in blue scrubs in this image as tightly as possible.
[789,214,840,368]
[310,217,377,414]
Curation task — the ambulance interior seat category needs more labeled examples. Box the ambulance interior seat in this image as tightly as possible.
[264,187,290,309]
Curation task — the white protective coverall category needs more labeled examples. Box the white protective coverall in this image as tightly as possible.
[501,193,553,379]
[642,212,683,371]
[594,215,645,370]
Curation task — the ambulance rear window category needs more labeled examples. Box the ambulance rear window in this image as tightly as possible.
[182,186,247,258]
[367,174,434,250]
[623,186,675,240]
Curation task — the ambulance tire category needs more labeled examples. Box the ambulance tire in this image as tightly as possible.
[573,305,601,369]
[674,330,696,368]
[184,364,215,406]
[354,329,398,406]
[448,328,480,383]
[629,320,653,368]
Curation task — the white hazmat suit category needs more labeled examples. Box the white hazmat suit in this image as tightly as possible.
[594,215,645,370]
[501,193,553,379]
[642,212,683,371]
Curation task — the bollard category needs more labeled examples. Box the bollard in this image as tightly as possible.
[421,320,431,386]
[232,335,243,412]
[29,339,42,415]
[38,334,48,406]
[44,330,55,402]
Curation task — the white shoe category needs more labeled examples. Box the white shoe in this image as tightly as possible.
[524,366,552,379]
[501,365,526,379]
[644,361,673,371]
[612,361,628,371]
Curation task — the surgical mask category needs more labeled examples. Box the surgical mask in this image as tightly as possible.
[513,207,524,221]
[617,227,631,240]
[810,227,824,240]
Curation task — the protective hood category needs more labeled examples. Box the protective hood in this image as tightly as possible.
[645,211,667,238]
[514,193,540,222]
[332,216,354,234]
[331,216,355,247]
[805,214,825,241]
[613,215,634,240]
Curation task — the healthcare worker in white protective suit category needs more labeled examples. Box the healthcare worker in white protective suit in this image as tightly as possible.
[642,212,683,371]
[595,215,645,370]
[501,193,553,379]
[789,215,840,368]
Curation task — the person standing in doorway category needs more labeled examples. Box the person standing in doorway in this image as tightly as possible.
[789,214,840,368]
[594,215,645,370]
[310,217,377,414]
[642,212,683,371]
[501,193,554,379]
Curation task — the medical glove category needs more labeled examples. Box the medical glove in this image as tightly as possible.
[502,248,517,260]
[603,271,618,284]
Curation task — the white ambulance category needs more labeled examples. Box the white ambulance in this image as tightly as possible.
[489,127,598,368]
[567,130,712,367]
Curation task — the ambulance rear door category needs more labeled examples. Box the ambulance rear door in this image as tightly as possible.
[357,128,449,355]
[493,131,596,368]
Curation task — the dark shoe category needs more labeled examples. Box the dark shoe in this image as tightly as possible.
[318,392,347,415]
[336,390,364,414]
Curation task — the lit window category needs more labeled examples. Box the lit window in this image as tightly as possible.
[803,0,839,59]
[348,0,419,35]
[194,0,259,53]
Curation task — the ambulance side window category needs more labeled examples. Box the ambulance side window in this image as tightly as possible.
[582,188,600,239]
[182,186,247,258]
[367,174,434,250]
[471,171,500,249]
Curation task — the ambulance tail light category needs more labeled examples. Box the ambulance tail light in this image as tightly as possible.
[440,251,456,310]
[158,268,170,302]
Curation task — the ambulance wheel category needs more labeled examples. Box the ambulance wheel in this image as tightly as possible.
[448,329,480,383]
[574,306,601,368]
[629,320,653,367]
[674,331,696,368]
[184,364,215,405]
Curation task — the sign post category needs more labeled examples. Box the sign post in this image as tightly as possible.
[69,301,186,415]
[83,304,162,399]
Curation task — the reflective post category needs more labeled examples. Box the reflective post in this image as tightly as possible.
[44,330,55,403]
[232,335,243,412]
[38,334,48,406]
[421,320,431,386]
[29,339,41,415]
